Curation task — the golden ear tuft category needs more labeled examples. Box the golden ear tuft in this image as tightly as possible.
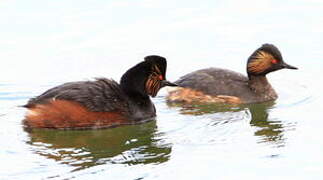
[153,65,162,74]
[248,51,274,73]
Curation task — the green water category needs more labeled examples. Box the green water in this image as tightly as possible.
[26,121,171,171]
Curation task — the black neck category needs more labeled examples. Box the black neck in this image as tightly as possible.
[120,79,149,102]
[120,72,155,120]
[248,75,275,94]
[119,61,151,102]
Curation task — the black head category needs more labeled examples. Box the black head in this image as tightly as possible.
[247,44,298,77]
[120,55,177,98]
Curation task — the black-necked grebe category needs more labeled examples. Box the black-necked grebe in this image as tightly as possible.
[23,55,177,129]
[167,44,297,104]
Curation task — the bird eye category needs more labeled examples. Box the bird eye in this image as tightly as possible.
[271,59,279,64]
[158,75,163,80]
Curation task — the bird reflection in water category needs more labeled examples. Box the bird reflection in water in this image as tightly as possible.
[248,102,285,147]
[24,121,172,172]
[167,101,286,146]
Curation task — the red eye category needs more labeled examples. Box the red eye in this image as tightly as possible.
[271,59,278,64]
[159,75,163,80]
